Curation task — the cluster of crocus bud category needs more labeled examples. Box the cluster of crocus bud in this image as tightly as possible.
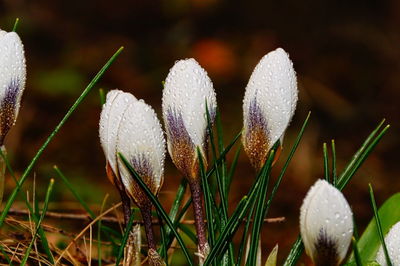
[242,48,298,170]
[300,179,353,266]
[376,221,400,265]
[162,58,216,262]
[99,90,166,265]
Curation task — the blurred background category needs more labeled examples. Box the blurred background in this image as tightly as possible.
[0,0,399,264]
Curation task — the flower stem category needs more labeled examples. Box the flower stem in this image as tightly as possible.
[189,179,209,261]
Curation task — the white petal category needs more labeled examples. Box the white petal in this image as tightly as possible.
[300,179,353,264]
[99,90,136,174]
[0,30,26,139]
[376,221,400,266]
[116,99,166,196]
[162,58,217,149]
[243,48,297,150]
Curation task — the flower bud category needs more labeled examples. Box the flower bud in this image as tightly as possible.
[300,179,353,266]
[0,30,26,145]
[99,90,166,207]
[376,221,400,266]
[116,97,166,208]
[242,48,297,170]
[162,58,217,180]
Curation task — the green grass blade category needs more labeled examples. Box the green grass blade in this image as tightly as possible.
[337,119,386,188]
[236,200,256,266]
[331,140,337,187]
[227,145,241,194]
[99,88,106,105]
[54,165,96,218]
[158,210,168,264]
[98,195,108,266]
[0,47,124,228]
[119,153,193,266]
[368,184,392,266]
[198,148,215,247]
[0,245,11,264]
[178,224,197,244]
[323,142,330,182]
[159,178,187,257]
[246,150,275,266]
[115,210,136,266]
[12,18,19,32]
[352,237,363,266]
[21,178,55,266]
[283,236,304,266]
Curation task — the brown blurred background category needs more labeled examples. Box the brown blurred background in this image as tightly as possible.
[0,0,399,264]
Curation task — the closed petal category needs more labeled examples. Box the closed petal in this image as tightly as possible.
[117,99,166,206]
[162,58,217,177]
[0,30,26,144]
[300,179,353,265]
[376,221,400,266]
[243,48,297,169]
[99,90,136,175]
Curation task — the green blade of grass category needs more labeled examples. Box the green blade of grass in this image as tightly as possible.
[99,88,106,105]
[246,150,275,266]
[54,165,96,218]
[331,140,337,187]
[115,209,136,266]
[21,178,55,266]
[227,145,241,195]
[198,148,215,247]
[236,200,256,266]
[283,236,303,266]
[12,18,19,32]
[337,119,387,189]
[352,237,363,266]
[178,224,197,244]
[0,47,124,228]
[0,245,11,265]
[337,124,389,190]
[369,184,392,266]
[159,178,187,257]
[119,153,193,266]
[158,210,168,264]
[323,142,330,182]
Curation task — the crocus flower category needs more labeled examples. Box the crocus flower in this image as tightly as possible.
[300,179,353,266]
[99,90,166,265]
[162,58,217,262]
[0,29,26,145]
[376,221,400,266]
[242,48,297,170]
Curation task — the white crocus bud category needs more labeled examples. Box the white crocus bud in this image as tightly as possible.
[242,48,297,170]
[0,29,26,145]
[116,97,166,207]
[99,90,166,265]
[376,221,400,266]
[162,58,217,180]
[162,59,216,263]
[300,179,353,266]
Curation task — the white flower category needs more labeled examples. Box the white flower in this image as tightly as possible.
[162,58,217,180]
[242,48,297,170]
[300,179,353,266]
[0,29,26,145]
[376,221,400,266]
[99,90,166,206]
